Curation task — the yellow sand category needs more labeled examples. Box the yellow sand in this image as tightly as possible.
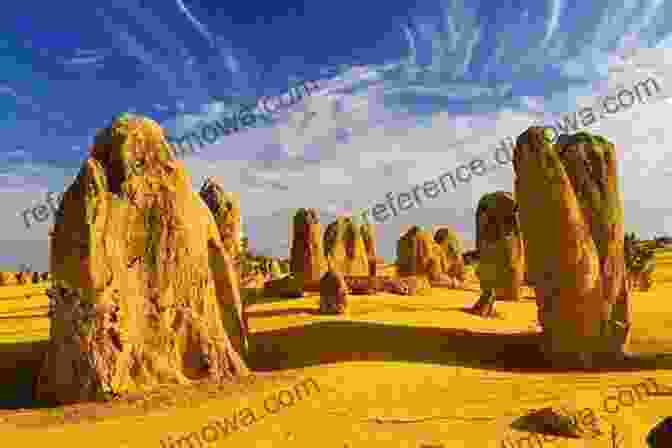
[0,255,671,447]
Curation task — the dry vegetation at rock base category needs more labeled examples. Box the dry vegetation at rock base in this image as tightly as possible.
[0,118,671,447]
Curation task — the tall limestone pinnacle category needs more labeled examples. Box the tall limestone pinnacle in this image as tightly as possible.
[36,113,249,404]
[514,127,630,367]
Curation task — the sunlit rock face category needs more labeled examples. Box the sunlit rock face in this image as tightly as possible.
[514,127,630,367]
[36,114,249,405]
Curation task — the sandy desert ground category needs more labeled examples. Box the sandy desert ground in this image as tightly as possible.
[0,255,671,447]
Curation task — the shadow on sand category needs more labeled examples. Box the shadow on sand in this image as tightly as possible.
[246,319,672,375]
[3,313,672,410]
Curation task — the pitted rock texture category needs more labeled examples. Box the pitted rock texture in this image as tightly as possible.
[35,114,249,405]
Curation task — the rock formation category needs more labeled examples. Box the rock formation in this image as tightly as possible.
[399,275,432,295]
[264,274,304,298]
[241,272,265,290]
[323,217,370,276]
[397,226,440,277]
[380,277,410,295]
[199,178,241,261]
[16,271,32,285]
[434,226,466,285]
[625,238,655,291]
[35,113,249,405]
[341,275,430,296]
[360,220,382,276]
[514,128,630,366]
[319,270,348,314]
[290,208,327,290]
[344,276,380,295]
[470,192,525,318]
[647,417,672,448]
[0,272,18,286]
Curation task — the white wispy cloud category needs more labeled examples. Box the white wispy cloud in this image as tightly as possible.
[175,0,215,47]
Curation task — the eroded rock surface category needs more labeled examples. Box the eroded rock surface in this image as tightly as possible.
[514,128,630,365]
[324,217,370,276]
[199,177,241,261]
[290,208,327,290]
[397,226,449,282]
[17,271,32,285]
[319,270,348,314]
[434,226,466,286]
[474,192,525,302]
[0,272,18,286]
[35,114,249,405]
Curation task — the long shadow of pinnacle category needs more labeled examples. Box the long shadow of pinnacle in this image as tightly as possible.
[246,319,672,374]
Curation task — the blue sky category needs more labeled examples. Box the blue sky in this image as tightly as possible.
[2,0,672,270]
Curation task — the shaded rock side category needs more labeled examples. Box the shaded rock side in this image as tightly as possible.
[264,274,304,298]
[434,226,466,283]
[647,416,672,448]
[36,114,249,405]
[361,220,376,258]
[399,275,432,295]
[17,271,32,285]
[319,270,348,314]
[290,208,327,289]
[323,217,370,276]
[361,220,380,276]
[514,128,630,364]
[379,277,410,295]
[241,272,266,290]
[199,177,241,261]
[396,226,447,281]
[475,192,525,301]
[343,276,381,295]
